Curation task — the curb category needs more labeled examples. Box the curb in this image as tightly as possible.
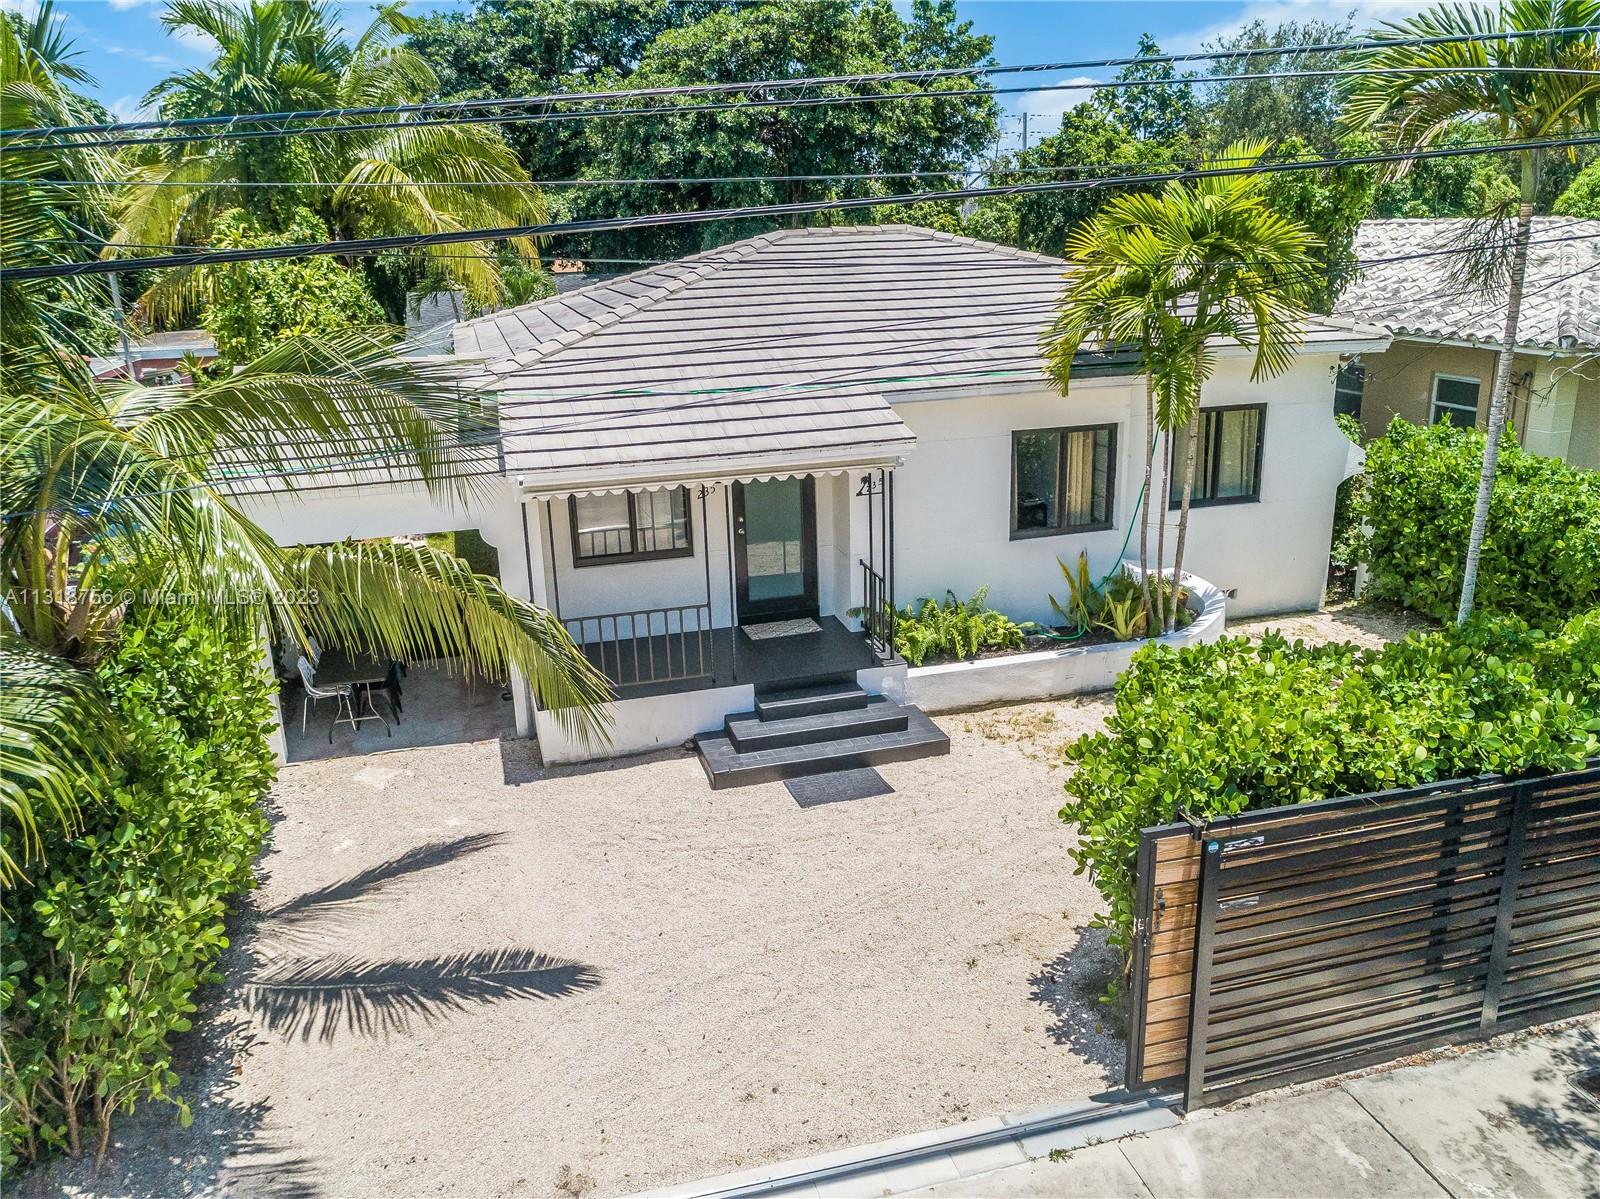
[635,1090,1181,1199]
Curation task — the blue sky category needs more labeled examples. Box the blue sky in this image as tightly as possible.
[34,0,1430,144]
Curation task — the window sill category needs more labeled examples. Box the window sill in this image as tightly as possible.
[572,547,695,568]
[1009,522,1115,541]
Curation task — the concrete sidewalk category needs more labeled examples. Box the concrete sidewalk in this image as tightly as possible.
[913,1021,1600,1199]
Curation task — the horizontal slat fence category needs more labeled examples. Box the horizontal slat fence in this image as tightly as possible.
[1124,760,1600,1106]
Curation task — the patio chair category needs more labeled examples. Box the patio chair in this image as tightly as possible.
[298,656,389,743]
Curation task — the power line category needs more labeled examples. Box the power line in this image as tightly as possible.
[7,22,1596,142]
[25,231,1595,516]
[7,129,1578,191]
[13,64,1600,154]
[8,133,1598,283]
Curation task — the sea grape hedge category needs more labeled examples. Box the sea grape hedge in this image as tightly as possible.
[1,615,275,1166]
[1359,419,1600,624]
[1061,609,1600,997]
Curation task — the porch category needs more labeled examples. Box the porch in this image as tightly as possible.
[567,612,880,698]
[520,465,917,768]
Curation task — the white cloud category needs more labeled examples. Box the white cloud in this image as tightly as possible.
[108,93,153,123]
[99,41,178,67]
[106,0,160,10]
[1165,0,1435,55]
[1013,74,1103,141]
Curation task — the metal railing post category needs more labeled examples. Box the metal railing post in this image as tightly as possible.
[1182,829,1223,1114]
[1480,780,1535,1033]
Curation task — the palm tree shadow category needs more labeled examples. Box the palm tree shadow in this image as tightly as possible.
[246,948,602,1043]
[263,832,506,927]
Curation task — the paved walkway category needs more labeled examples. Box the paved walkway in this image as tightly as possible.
[911,1021,1600,1199]
[655,1020,1599,1199]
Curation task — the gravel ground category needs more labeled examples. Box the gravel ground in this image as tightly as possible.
[23,603,1423,1199]
[29,705,1121,1199]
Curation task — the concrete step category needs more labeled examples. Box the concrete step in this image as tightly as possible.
[726,696,909,753]
[695,707,950,791]
[753,678,869,721]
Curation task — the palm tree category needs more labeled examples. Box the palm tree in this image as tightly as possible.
[1043,141,1320,632]
[1,328,614,879]
[1344,1,1600,624]
[0,12,608,881]
[116,0,545,321]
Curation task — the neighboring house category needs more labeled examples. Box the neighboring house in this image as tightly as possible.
[234,225,1387,773]
[1332,218,1600,469]
[87,328,217,383]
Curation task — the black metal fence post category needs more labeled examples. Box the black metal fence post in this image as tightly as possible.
[1480,780,1534,1033]
[1182,829,1223,1113]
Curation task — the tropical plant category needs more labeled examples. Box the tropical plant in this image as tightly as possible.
[1343,0,1600,624]
[1049,551,1100,631]
[3,614,276,1167]
[117,0,547,321]
[1042,140,1320,632]
[1064,608,1600,1000]
[1357,418,1600,623]
[891,587,1027,666]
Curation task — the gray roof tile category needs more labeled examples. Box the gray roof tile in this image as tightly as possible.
[460,225,1381,490]
[1334,217,1600,350]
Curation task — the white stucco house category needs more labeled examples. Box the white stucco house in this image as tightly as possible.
[235,225,1389,778]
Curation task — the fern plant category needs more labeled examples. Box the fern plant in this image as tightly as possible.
[892,587,1027,666]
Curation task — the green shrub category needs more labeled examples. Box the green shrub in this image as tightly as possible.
[1,615,275,1166]
[1358,419,1600,623]
[1061,609,1600,1000]
[893,587,1028,666]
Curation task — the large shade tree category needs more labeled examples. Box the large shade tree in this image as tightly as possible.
[1344,0,1600,624]
[117,0,547,320]
[563,0,999,261]
[1042,141,1320,632]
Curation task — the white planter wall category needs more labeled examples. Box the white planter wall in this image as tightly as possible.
[903,570,1227,713]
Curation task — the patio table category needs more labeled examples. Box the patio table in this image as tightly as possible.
[312,650,405,722]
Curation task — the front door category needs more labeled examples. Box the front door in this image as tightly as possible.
[733,477,818,621]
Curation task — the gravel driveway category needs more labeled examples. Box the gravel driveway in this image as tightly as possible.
[32,697,1120,1199]
[22,603,1424,1199]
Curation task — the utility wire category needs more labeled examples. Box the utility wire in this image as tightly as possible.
[8,132,1598,283]
[39,234,1597,511]
[6,130,1575,190]
[12,64,1600,153]
[7,22,1596,141]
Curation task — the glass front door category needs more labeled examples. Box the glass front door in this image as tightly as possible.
[734,477,818,621]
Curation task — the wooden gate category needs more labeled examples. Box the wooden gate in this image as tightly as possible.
[1124,760,1600,1107]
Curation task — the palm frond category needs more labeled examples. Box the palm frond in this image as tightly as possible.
[283,539,614,748]
[0,633,121,881]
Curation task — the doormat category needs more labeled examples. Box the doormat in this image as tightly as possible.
[786,768,894,809]
[741,618,821,640]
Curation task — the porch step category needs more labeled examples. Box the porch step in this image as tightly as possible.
[725,695,908,753]
[694,707,950,791]
[753,677,868,721]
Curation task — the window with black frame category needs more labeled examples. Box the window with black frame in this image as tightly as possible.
[1333,361,1365,419]
[570,487,693,565]
[1169,405,1265,507]
[1011,424,1116,537]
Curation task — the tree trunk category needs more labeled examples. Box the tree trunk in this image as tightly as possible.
[1154,431,1171,634]
[1456,159,1536,626]
[1169,361,1205,633]
[1139,376,1155,630]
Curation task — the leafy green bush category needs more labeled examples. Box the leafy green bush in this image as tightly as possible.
[1358,419,1600,623]
[204,207,387,367]
[893,587,1028,666]
[2,615,275,1166]
[1062,609,1600,998]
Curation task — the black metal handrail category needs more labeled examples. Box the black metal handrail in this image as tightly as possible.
[859,560,895,660]
[564,602,713,689]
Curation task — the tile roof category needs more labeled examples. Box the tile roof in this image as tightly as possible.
[1335,217,1600,352]
[458,224,1384,492]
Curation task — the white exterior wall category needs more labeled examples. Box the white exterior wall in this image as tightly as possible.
[532,473,861,632]
[888,354,1350,623]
